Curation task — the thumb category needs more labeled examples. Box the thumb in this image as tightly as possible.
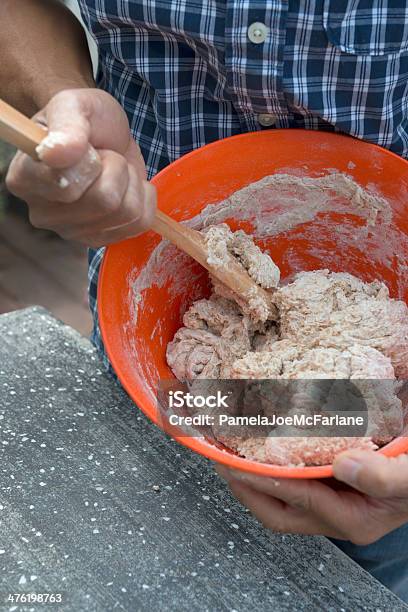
[36,88,133,169]
[35,91,91,168]
[333,449,408,498]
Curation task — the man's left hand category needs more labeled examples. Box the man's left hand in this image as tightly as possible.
[216,450,408,545]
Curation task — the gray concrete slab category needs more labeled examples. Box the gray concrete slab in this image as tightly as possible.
[0,307,406,611]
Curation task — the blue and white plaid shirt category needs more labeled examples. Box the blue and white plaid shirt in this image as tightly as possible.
[77,0,408,365]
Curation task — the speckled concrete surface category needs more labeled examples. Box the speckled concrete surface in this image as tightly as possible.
[0,307,406,612]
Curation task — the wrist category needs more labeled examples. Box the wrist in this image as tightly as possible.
[0,0,95,116]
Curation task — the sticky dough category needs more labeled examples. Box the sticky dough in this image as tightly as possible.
[166,224,408,466]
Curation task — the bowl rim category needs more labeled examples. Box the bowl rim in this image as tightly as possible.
[98,129,408,479]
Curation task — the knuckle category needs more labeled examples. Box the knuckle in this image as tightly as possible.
[290,494,311,512]
[86,239,101,248]
[5,161,23,195]
[95,160,128,216]
[370,469,391,497]
[55,182,84,204]
[348,531,368,545]
[125,202,144,227]
[56,222,86,242]
[258,515,276,530]
[349,533,376,546]
[80,235,105,248]
[28,209,46,230]
[348,525,380,546]
[53,90,68,104]
[99,186,123,215]
[59,229,79,242]
[28,205,59,234]
[246,507,287,533]
[50,90,66,106]
[51,88,78,107]
[5,172,18,196]
[70,227,104,247]
[128,184,157,233]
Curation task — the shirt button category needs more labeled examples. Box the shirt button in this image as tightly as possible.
[257,114,277,127]
[247,22,269,44]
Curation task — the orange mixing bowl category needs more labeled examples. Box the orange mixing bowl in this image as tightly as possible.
[98,129,408,478]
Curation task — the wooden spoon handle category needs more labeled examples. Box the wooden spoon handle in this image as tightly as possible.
[152,210,208,266]
[0,99,47,158]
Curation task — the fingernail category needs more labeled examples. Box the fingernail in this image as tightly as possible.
[334,458,362,484]
[35,131,71,158]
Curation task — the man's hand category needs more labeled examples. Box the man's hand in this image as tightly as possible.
[216,450,408,545]
[6,88,156,247]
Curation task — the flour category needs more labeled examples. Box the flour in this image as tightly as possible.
[194,172,392,236]
[58,176,70,189]
[36,131,72,157]
[36,133,101,189]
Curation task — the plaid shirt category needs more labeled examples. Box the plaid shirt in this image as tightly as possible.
[77,0,408,365]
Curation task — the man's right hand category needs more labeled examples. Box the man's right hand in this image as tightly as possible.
[6,88,156,247]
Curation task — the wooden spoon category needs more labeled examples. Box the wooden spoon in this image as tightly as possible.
[0,98,276,321]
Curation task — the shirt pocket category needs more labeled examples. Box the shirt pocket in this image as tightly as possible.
[323,0,408,56]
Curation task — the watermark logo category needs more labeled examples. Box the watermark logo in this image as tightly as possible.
[168,389,231,409]
[156,378,405,442]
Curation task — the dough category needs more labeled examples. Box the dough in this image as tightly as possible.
[205,223,280,289]
[215,343,401,464]
[205,224,279,322]
[263,437,377,467]
[166,294,266,379]
[166,225,407,466]
[274,270,408,378]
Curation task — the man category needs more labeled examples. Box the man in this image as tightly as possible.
[2,0,408,600]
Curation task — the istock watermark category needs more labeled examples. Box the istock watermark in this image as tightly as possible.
[156,378,405,442]
[168,389,231,409]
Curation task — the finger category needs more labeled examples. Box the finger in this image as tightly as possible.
[217,464,369,541]
[6,148,102,204]
[24,154,155,245]
[35,89,132,168]
[26,149,130,232]
[227,479,343,538]
[124,138,148,182]
[333,450,408,498]
[216,464,407,545]
[37,89,133,169]
[216,465,282,493]
[78,160,155,235]
[34,97,91,168]
[62,163,156,246]
[217,465,334,512]
[78,169,156,246]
